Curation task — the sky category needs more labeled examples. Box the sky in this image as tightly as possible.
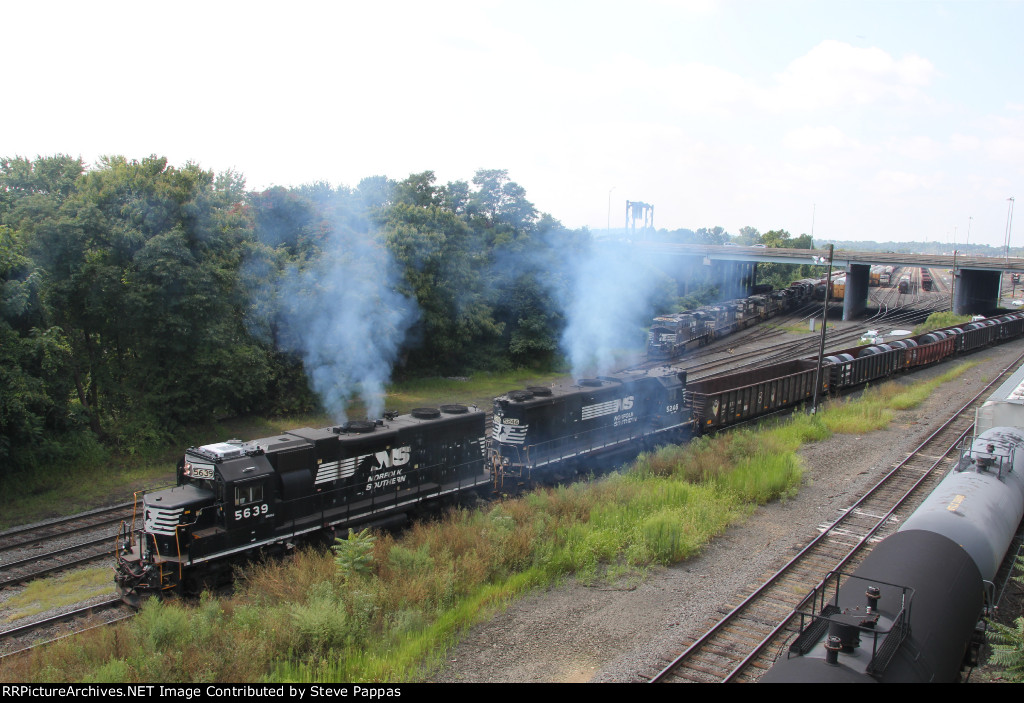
[3,0,1022,248]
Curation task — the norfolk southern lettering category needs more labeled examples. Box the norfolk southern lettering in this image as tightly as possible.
[115,407,488,601]
[366,446,411,491]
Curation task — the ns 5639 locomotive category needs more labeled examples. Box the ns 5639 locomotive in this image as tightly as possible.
[115,407,488,601]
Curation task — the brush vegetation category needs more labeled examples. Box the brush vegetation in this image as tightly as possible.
[986,555,1024,682]
[912,311,974,336]
[0,364,974,683]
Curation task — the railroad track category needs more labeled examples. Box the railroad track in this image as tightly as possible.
[0,501,135,554]
[0,598,134,660]
[0,541,119,590]
[0,501,148,590]
[679,293,949,382]
[647,348,1024,683]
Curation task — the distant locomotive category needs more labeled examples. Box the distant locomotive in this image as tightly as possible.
[868,265,882,287]
[647,282,814,361]
[829,275,846,301]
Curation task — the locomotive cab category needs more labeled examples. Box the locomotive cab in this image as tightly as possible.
[181,442,279,551]
[117,443,280,599]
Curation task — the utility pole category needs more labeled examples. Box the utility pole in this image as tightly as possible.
[811,244,834,415]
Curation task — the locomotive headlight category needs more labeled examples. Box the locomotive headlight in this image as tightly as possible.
[183,462,192,476]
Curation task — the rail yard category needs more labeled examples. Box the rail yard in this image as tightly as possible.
[4,268,1024,682]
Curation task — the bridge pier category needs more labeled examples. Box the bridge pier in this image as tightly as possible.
[954,268,1003,315]
[714,260,757,299]
[842,264,870,321]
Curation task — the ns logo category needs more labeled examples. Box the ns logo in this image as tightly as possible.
[358,446,411,472]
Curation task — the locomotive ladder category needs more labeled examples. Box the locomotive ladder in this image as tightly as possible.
[648,348,1024,683]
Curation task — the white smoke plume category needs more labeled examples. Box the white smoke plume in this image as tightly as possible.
[557,240,670,377]
[244,194,418,423]
[274,234,417,421]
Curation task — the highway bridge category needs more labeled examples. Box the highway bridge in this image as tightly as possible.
[634,242,1024,319]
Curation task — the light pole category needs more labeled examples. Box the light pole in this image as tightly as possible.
[1005,197,1016,259]
[811,244,834,415]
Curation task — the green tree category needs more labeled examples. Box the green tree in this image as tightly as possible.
[393,170,443,208]
[23,156,273,448]
[756,229,816,289]
[383,176,502,372]
[469,169,538,232]
[333,528,376,582]
[737,226,760,245]
[986,555,1024,681]
[694,226,728,244]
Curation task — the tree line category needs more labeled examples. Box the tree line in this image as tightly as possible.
[0,155,811,476]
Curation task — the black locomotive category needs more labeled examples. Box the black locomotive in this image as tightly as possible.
[490,369,689,486]
[646,282,815,361]
[116,406,488,601]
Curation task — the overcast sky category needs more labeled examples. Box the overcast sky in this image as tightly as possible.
[4,0,1022,247]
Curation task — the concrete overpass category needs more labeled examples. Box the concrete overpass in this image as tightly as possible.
[634,242,1024,319]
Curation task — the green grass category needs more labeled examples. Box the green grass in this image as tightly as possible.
[0,362,975,684]
[912,311,974,336]
[763,320,835,335]
[820,362,975,434]
[385,370,569,412]
[2,568,115,623]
